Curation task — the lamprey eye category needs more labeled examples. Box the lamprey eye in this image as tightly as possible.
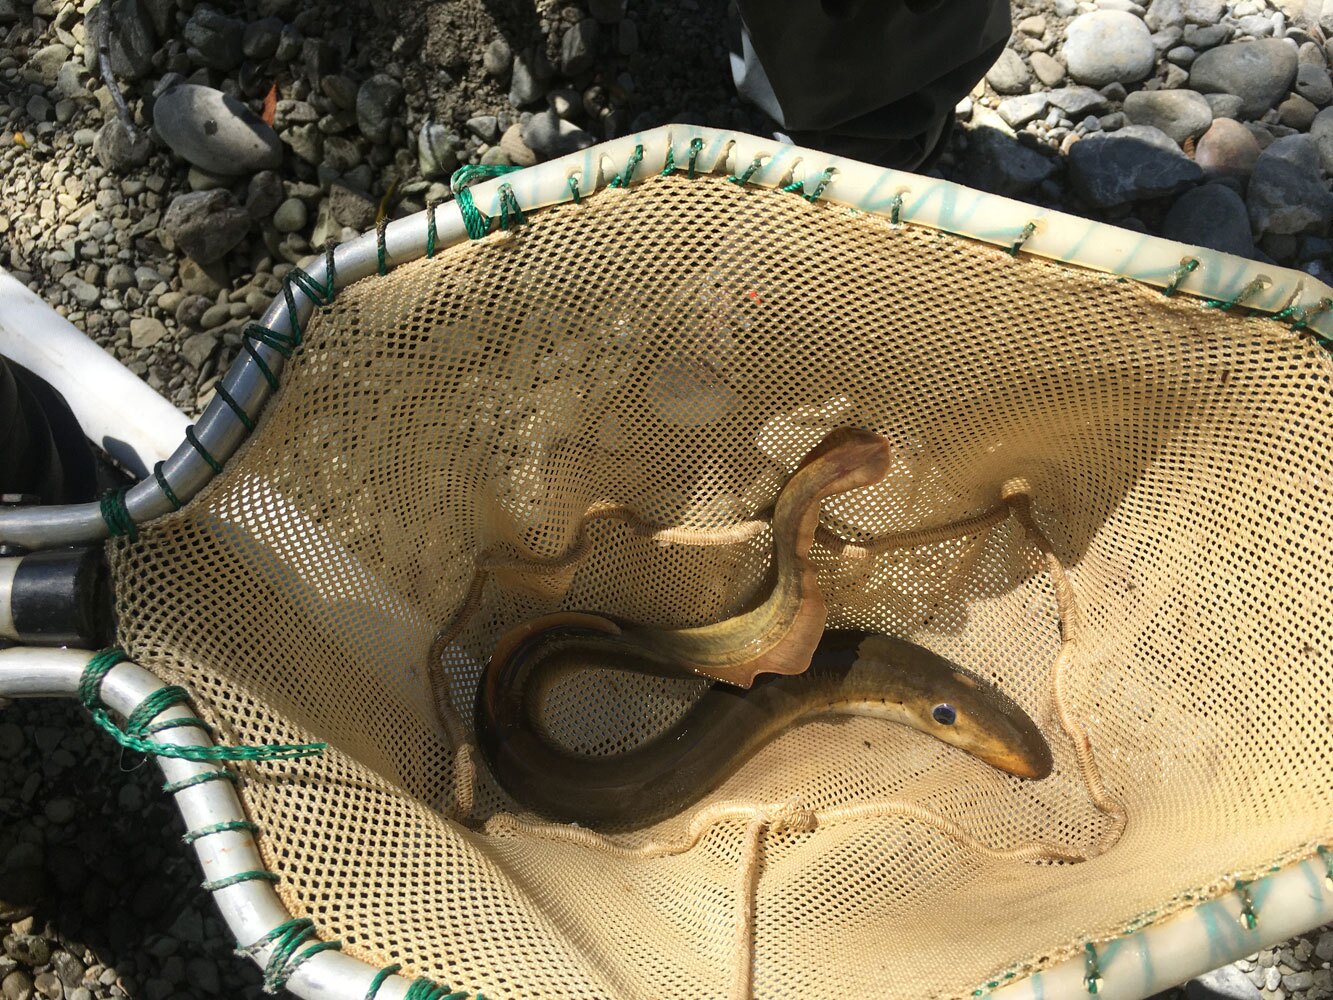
[932,703,957,726]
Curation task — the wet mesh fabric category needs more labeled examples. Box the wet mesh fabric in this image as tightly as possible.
[109,174,1333,1000]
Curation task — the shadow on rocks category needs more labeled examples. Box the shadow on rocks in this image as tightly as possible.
[0,699,273,1000]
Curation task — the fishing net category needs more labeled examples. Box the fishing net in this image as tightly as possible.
[102,132,1333,999]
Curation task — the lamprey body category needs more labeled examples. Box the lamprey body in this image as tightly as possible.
[591,426,893,688]
[476,622,1053,829]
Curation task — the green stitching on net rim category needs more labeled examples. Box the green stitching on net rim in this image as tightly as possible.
[450,163,525,240]
[79,649,326,763]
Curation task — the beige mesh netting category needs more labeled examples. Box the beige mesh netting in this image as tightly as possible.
[108,172,1333,999]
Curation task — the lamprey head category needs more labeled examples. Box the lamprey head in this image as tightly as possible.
[853,634,1054,780]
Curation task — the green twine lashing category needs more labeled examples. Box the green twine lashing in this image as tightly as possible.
[1291,296,1333,332]
[425,200,440,257]
[1083,942,1102,995]
[661,145,675,175]
[242,320,298,391]
[182,819,258,845]
[202,870,279,892]
[1205,276,1266,311]
[365,965,403,1000]
[1317,845,1333,888]
[376,216,390,275]
[889,192,904,226]
[1234,880,1257,929]
[610,144,643,188]
[213,383,255,432]
[1162,257,1199,297]
[783,166,835,202]
[184,426,223,474]
[451,164,524,240]
[163,769,237,795]
[99,489,138,541]
[404,979,468,1000]
[567,175,581,203]
[727,155,765,186]
[687,137,703,178]
[80,648,326,764]
[497,182,524,230]
[1008,221,1037,257]
[239,917,343,993]
[153,461,182,510]
[287,252,336,310]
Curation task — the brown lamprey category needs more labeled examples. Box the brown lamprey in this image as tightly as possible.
[476,626,1053,829]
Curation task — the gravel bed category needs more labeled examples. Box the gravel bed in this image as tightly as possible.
[0,0,1330,997]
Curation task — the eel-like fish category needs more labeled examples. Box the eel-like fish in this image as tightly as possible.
[471,426,1052,828]
[589,426,894,688]
[476,620,1053,829]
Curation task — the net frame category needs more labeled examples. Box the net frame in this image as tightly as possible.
[1,125,1331,1000]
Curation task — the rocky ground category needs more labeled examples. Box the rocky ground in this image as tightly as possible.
[0,0,1331,998]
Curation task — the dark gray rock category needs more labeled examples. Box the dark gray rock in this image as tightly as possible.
[141,0,174,38]
[466,114,501,144]
[302,35,336,80]
[275,23,302,62]
[1185,965,1262,1000]
[520,109,596,159]
[154,84,283,175]
[998,93,1050,127]
[1247,134,1333,235]
[322,74,359,111]
[588,0,624,22]
[1141,0,1183,28]
[509,48,551,106]
[105,0,156,80]
[163,190,252,263]
[51,952,84,992]
[92,119,151,172]
[1124,89,1213,143]
[1296,62,1333,106]
[321,135,361,173]
[986,48,1032,94]
[242,17,283,60]
[1189,39,1299,119]
[1204,92,1246,118]
[1236,12,1276,36]
[1064,10,1156,85]
[1278,93,1318,129]
[483,37,512,79]
[1162,183,1256,256]
[245,170,284,219]
[1068,124,1203,206]
[356,74,403,144]
[1183,23,1232,49]
[282,122,322,164]
[549,87,582,120]
[0,722,22,758]
[560,18,599,77]
[181,331,219,369]
[1312,106,1333,174]
[418,121,460,179]
[1282,971,1314,992]
[1047,85,1112,117]
[2,936,49,967]
[328,184,376,231]
[183,6,245,70]
[273,197,307,233]
[958,126,1060,195]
